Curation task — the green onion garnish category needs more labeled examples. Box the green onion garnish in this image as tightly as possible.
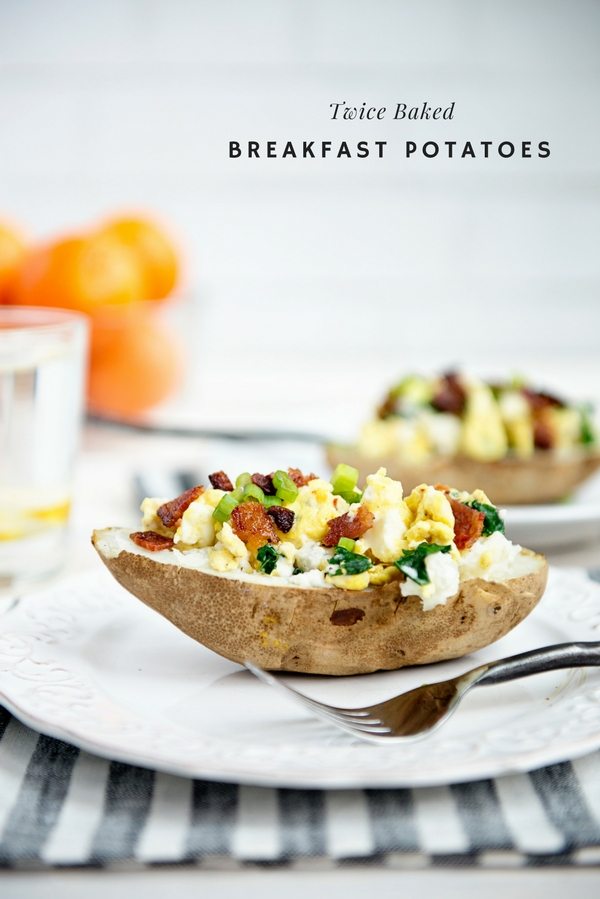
[242,483,265,504]
[339,489,362,504]
[235,472,252,488]
[231,487,244,502]
[262,495,280,509]
[257,544,280,574]
[338,537,356,552]
[212,493,239,523]
[272,470,299,503]
[331,463,359,496]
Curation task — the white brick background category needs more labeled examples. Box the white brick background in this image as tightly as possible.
[1,0,599,433]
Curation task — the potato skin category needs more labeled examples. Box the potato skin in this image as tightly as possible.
[326,444,600,506]
[93,529,548,676]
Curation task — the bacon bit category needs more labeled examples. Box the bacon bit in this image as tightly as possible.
[157,486,204,529]
[130,531,175,551]
[376,390,398,420]
[322,505,375,548]
[266,506,295,533]
[251,472,276,495]
[231,501,279,552]
[287,467,317,488]
[522,387,564,412]
[208,471,234,491]
[533,418,554,450]
[434,483,452,493]
[431,372,466,416]
[449,498,484,551]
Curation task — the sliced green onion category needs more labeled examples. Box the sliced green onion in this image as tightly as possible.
[331,463,359,496]
[231,487,244,502]
[339,489,362,504]
[272,470,299,503]
[212,493,239,522]
[242,483,265,504]
[338,537,356,552]
[236,472,252,488]
[263,495,280,509]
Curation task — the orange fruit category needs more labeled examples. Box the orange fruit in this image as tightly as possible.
[0,221,27,303]
[88,306,182,417]
[11,233,144,316]
[99,215,180,301]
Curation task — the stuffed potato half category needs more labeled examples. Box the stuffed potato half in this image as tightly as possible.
[92,465,547,675]
[94,527,546,675]
[327,372,600,505]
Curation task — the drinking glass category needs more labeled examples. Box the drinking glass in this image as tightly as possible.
[0,307,88,589]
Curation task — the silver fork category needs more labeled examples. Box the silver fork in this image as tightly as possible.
[245,641,600,743]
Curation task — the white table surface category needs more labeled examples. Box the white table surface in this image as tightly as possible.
[5,423,600,897]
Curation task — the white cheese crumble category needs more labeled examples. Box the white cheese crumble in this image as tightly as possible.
[400,551,460,611]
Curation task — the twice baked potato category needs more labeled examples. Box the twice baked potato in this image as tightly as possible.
[93,465,548,675]
[327,373,600,505]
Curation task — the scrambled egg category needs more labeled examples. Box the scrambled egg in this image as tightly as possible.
[547,407,582,452]
[174,489,225,547]
[368,564,400,586]
[326,571,371,591]
[499,390,533,457]
[460,380,508,461]
[208,522,250,572]
[286,479,348,546]
[417,410,461,457]
[358,418,431,462]
[359,468,411,563]
[404,484,455,548]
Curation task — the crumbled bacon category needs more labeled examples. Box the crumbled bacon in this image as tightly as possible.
[251,472,276,495]
[266,506,295,533]
[322,505,375,548]
[533,418,554,450]
[431,372,466,416]
[287,467,317,488]
[231,501,279,552]
[208,471,234,491]
[449,498,484,550]
[157,485,204,529]
[130,531,175,551]
[522,387,564,412]
[376,390,398,420]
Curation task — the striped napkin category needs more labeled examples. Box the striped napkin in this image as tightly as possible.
[2,704,600,869]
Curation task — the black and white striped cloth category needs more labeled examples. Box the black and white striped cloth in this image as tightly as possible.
[2,704,600,869]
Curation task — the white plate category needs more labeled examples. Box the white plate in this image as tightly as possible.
[503,475,600,551]
[1,568,600,788]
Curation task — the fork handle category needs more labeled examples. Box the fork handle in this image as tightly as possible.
[477,641,600,686]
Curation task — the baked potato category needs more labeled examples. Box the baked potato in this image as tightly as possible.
[327,373,600,505]
[93,465,548,675]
